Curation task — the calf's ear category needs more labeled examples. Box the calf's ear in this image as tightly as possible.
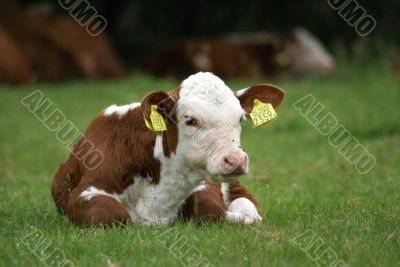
[236,84,285,114]
[141,91,176,126]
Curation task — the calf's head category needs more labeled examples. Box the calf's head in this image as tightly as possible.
[142,72,284,182]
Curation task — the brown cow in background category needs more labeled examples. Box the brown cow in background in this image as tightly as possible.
[141,28,335,79]
[0,25,32,85]
[0,3,123,85]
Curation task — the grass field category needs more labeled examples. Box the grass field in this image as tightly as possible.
[1,61,399,267]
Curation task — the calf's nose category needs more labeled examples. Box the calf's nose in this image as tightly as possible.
[221,153,248,175]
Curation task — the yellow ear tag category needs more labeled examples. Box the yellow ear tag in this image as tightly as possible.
[249,99,277,127]
[144,105,167,132]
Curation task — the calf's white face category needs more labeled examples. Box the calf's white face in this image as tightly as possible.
[141,72,284,183]
[176,73,248,182]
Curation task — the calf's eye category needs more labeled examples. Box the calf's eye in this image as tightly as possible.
[185,116,199,127]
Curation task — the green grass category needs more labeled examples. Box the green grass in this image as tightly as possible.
[0,62,399,267]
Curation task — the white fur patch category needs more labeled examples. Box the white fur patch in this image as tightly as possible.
[153,135,164,160]
[179,73,244,125]
[220,183,230,207]
[190,182,207,194]
[79,186,121,203]
[236,88,248,97]
[104,103,140,117]
[180,72,232,99]
[226,197,262,224]
[119,134,205,225]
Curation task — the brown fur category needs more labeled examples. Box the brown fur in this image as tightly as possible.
[180,182,262,222]
[52,90,179,225]
[180,183,226,222]
[237,84,285,114]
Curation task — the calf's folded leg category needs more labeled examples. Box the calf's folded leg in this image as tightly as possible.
[181,182,262,224]
[180,183,226,222]
[68,185,130,226]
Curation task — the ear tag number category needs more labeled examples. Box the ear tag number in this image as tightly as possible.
[144,105,167,132]
[249,99,277,127]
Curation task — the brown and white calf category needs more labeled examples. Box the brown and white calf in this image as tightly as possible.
[52,72,284,225]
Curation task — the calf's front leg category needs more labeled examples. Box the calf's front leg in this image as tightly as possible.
[181,182,262,224]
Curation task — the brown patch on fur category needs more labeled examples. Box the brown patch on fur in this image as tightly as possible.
[180,183,226,222]
[141,88,181,157]
[237,84,285,114]
[162,86,181,157]
[162,126,177,158]
[52,158,80,214]
[70,193,130,226]
[52,104,161,225]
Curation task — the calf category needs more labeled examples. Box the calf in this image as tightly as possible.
[52,72,284,225]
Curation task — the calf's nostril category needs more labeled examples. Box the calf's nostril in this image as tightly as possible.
[224,157,233,166]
